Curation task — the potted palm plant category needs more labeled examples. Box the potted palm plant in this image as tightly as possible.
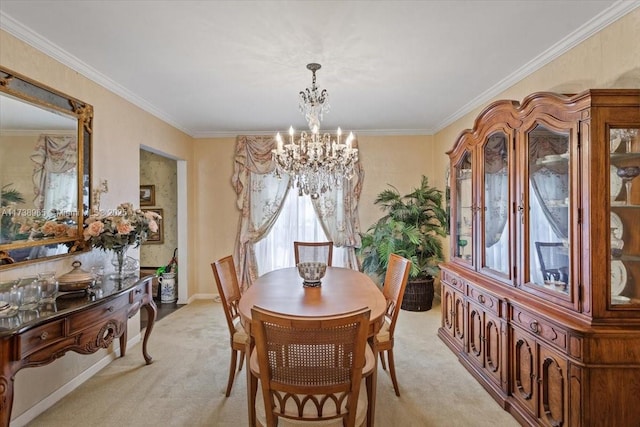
[357,175,447,311]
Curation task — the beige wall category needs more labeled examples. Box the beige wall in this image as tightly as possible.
[0,30,194,423]
[1,6,638,424]
[192,137,238,297]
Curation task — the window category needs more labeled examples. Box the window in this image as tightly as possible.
[254,189,346,275]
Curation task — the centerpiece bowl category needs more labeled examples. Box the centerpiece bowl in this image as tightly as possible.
[297,262,327,287]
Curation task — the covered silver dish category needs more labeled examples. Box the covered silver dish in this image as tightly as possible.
[58,261,94,292]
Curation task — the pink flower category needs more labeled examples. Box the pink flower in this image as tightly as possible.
[54,223,68,236]
[116,221,132,235]
[148,220,158,233]
[83,221,104,240]
[41,221,57,236]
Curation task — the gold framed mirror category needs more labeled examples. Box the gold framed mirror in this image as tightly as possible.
[0,66,92,268]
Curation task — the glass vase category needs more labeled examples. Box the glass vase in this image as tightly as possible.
[110,245,130,279]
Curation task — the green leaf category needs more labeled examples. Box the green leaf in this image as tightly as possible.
[355,175,447,280]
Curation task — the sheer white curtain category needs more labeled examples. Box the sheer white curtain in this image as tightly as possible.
[527,130,570,284]
[43,171,77,215]
[484,220,509,274]
[254,190,347,275]
[529,181,565,284]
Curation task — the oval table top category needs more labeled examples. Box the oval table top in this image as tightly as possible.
[239,266,387,335]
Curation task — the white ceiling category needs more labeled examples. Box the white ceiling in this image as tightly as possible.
[1,1,638,137]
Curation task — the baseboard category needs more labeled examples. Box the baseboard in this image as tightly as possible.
[10,333,141,427]
[187,293,217,303]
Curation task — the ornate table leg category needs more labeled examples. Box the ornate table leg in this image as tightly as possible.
[142,299,157,364]
[119,322,128,358]
[1,341,19,427]
[0,374,14,427]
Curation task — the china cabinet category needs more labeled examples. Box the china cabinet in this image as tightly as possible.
[438,89,640,426]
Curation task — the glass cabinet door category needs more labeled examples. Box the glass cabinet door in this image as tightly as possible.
[481,132,510,276]
[609,127,639,306]
[526,124,571,296]
[454,151,473,264]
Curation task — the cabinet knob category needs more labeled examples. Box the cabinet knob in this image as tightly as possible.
[135,288,142,294]
[40,331,49,340]
[529,321,539,334]
[107,306,114,312]
[478,295,486,304]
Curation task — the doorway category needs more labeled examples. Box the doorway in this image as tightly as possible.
[139,147,188,323]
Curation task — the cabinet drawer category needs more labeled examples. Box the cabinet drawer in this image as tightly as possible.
[511,306,567,351]
[19,319,65,358]
[441,270,465,293]
[68,294,129,334]
[468,286,501,317]
[129,280,151,305]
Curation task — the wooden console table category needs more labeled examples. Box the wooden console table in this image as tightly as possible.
[0,275,157,426]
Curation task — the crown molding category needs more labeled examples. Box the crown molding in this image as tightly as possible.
[191,128,435,138]
[2,1,637,138]
[435,0,640,133]
[0,11,193,136]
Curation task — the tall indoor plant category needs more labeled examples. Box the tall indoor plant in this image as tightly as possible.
[358,175,447,310]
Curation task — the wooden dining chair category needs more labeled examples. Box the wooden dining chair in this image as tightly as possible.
[293,241,334,266]
[375,253,412,397]
[249,306,373,427]
[211,255,248,397]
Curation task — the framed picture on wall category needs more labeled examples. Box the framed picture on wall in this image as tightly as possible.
[140,185,155,206]
[143,208,164,244]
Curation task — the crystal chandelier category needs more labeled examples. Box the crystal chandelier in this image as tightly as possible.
[272,63,358,199]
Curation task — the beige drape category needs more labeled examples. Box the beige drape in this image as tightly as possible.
[310,138,364,269]
[30,135,77,210]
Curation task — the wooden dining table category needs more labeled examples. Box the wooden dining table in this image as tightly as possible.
[239,266,387,427]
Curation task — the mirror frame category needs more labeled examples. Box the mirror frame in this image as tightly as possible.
[0,66,92,269]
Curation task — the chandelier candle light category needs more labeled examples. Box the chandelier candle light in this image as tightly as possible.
[272,63,358,199]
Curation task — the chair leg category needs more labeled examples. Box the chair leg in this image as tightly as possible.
[238,350,245,372]
[365,365,377,427]
[248,368,258,427]
[225,348,238,397]
[387,349,400,397]
[379,350,387,371]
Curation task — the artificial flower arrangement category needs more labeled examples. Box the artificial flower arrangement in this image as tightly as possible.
[2,185,76,242]
[13,214,76,240]
[83,202,161,250]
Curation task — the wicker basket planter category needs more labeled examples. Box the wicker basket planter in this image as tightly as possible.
[401,277,435,312]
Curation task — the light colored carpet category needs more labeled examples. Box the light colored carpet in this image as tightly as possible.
[26,299,519,426]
